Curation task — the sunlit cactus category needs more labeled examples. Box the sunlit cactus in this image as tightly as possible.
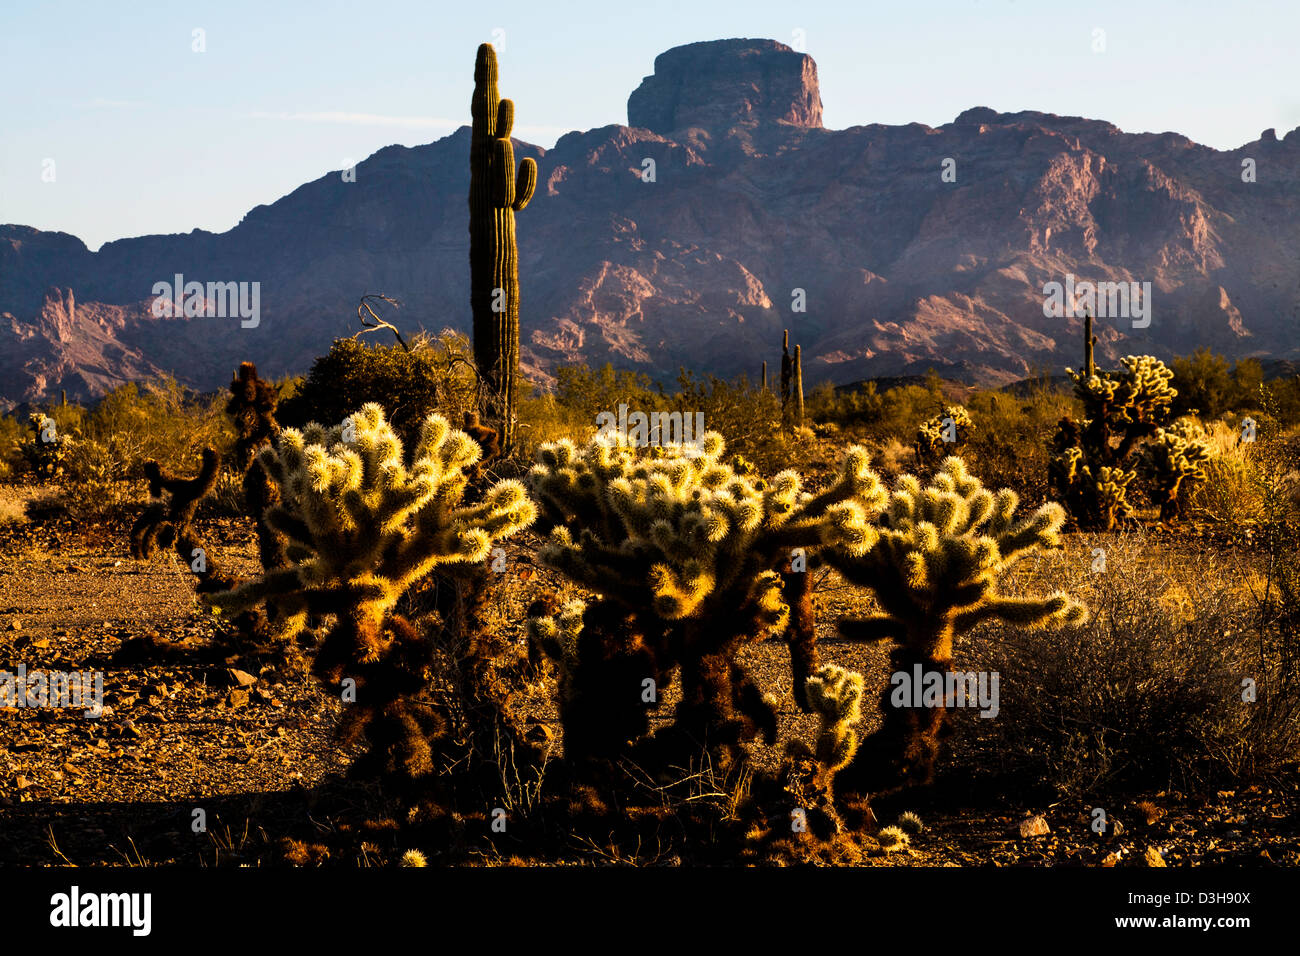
[916,404,973,464]
[827,456,1087,791]
[1051,315,1184,529]
[205,402,535,780]
[526,428,884,762]
[1142,419,1213,521]
[470,42,537,452]
[804,664,865,778]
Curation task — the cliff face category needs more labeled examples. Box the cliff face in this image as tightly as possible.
[2,38,1298,410]
[627,38,823,135]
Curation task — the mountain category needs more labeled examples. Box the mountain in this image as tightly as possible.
[3,37,1299,411]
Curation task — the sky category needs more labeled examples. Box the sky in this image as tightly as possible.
[2,0,1298,251]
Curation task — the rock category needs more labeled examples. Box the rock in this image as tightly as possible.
[227,688,250,709]
[226,668,257,688]
[14,775,31,789]
[1018,815,1051,838]
[627,39,822,135]
[1144,846,1167,867]
[9,619,21,630]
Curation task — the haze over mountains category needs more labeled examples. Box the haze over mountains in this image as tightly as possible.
[2,37,1298,410]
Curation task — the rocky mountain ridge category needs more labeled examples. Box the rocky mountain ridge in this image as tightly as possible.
[3,37,1298,410]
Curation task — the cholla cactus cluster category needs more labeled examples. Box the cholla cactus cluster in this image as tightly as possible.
[1051,317,1209,528]
[828,456,1086,790]
[526,428,883,761]
[24,413,71,479]
[1141,418,1213,520]
[206,402,535,779]
[916,405,973,463]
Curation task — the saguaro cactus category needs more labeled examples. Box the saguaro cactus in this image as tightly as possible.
[828,456,1086,792]
[469,42,537,453]
[792,344,805,429]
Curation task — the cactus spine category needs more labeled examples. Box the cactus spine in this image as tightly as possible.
[469,42,537,454]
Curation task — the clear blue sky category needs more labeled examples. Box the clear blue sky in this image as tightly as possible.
[3,0,1297,250]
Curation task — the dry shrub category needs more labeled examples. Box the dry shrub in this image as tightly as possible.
[950,530,1299,797]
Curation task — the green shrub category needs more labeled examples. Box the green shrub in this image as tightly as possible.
[279,331,478,455]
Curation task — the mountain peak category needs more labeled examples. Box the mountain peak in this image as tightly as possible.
[627,38,822,135]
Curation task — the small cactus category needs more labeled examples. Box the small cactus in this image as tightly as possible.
[876,826,910,851]
[804,664,865,778]
[916,405,973,464]
[896,811,925,835]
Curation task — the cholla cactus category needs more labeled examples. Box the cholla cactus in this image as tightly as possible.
[526,429,883,761]
[225,362,286,574]
[130,448,225,591]
[1051,324,1182,529]
[804,664,865,779]
[23,413,70,480]
[206,403,535,780]
[916,405,973,464]
[828,456,1086,791]
[1142,419,1213,521]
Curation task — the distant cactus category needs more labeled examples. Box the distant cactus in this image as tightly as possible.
[828,456,1087,791]
[526,428,883,762]
[470,42,537,453]
[205,403,535,780]
[1141,419,1213,521]
[23,413,70,480]
[225,362,287,573]
[779,331,804,432]
[1051,315,1191,529]
[916,405,973,464]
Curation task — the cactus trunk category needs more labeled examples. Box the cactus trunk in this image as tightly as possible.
[469,43,536,454]
[1084,311,1095,380]
[793,344,804,428]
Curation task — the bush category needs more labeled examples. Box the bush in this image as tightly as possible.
[953,531,1299,796]
[279,331,478,455]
